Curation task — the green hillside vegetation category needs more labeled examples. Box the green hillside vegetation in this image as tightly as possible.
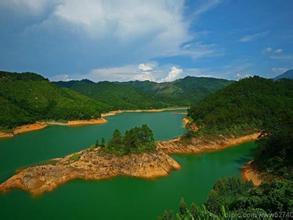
[159,177,292,220]
[123,76,232,106]
[55,76,232,109]
[253,113,292,179]
[160,126,292,219]
[55,80,170,109]
[97,124,155,155]
[187,76,293,136]
[0,71,109,129]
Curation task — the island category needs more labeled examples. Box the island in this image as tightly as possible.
[0,124,259,196]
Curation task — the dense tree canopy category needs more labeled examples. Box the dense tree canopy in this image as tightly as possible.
[0,71,107,129]
[55,76,232,109]
[99,124,156,155]
[0,71,232,129]
[159,77,293,219]
[188,76,293,136]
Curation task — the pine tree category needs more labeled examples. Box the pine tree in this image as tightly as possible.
[95,138,99,147]
[101,137,105,147]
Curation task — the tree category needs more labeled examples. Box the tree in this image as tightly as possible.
[95,138,99,147]
[101,138,105,147]
[108,129,123,149]
[103,125,156,155]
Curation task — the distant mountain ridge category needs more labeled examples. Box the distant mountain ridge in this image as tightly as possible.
[0,70,232,129]
[274,69,293,80]
[55,76,232,108]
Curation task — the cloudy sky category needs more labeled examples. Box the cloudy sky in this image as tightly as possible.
[0,0,292,82]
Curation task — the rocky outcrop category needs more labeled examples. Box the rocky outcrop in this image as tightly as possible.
[157,133,260,154]
[242,161,263,186]
[0,132,260,195]
[0,148,180,196]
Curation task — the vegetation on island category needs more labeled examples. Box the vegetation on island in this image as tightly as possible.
[187,76,293,137]
[96,124,156,155]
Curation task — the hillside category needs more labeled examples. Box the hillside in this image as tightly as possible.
[274,69,293,80]
[55,76,232,108]
[0,71,232,129]
[55,80,170,109]
[160,76,293,219]
[188,76,293,136]
[0,71,109,129]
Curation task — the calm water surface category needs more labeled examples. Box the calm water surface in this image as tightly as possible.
[0,111,256,220]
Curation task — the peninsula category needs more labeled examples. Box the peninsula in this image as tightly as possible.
[0,125,259,196]
[0,107,186,139]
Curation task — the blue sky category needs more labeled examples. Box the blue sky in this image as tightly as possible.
[0,0,292,82]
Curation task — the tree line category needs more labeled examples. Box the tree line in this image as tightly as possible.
[96,124,156,155]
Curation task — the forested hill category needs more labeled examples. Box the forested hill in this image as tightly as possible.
[54,76,232,108]
[0,71,231,129]
[55,79,171,109]
[188,76,293,135]
[0,71,109,129]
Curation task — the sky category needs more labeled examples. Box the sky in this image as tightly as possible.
[0,0,292,82]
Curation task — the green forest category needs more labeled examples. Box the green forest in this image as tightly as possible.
[0,71,108,130]
[55,76,232,109]
[0,70,231,130]
[97,124,156,155]
[159,116,293,219]
[187,76,293,137]
[159,77,293,219]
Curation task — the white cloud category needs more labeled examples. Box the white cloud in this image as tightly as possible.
[275,48,283,54]
[2,0,223,61]
[51,63,185,82]
[138,63,155,72]
[192,0,222,17]
[0,0,51,15]
[264,47,273,53]
[272,67,288,74]
[163,66,183,82]
[239,31,269,42]
[263,47,293,60]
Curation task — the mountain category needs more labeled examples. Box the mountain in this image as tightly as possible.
[188,76,293,136]
[55,76,232,109]
[274,69,293,80]
[55,79,171,109]
[0,71,109,129]
[0,71,232,129]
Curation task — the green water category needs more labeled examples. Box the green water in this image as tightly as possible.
[0,111,256,220]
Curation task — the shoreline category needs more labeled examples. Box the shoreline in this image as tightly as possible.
[101,107,187,118]
[0,119,108,139]
[0,132,259,196]
[241,161,263,186]
[0,148,180,196]
[0,107,187,139]
[157,133,260,154]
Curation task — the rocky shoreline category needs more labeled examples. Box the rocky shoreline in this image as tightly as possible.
[0,132,259,196]
[0,148,180,196]
[241,161,263,186]
[157,133,260,154]
[0,119,107,139]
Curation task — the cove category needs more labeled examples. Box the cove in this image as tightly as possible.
[0,111,256,220]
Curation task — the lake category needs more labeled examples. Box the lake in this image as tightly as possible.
[0,111,256,220]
